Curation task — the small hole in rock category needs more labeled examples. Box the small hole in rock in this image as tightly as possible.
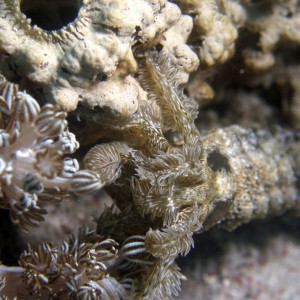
[20,0,82,31]
[155,44,163,53]
[207,150,231,173]
[98,74,108,82]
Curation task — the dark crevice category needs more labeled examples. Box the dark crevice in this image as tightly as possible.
[20,0,82,31]
[207,150,231,173]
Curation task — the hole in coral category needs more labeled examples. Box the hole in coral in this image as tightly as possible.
[97,74,108,82]
[155,44,163,53]
[20,0,82,31]
[207,150,231,173]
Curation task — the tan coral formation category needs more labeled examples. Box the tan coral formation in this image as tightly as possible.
[244,60,300,129]
[0,1,300,299]
[172,0,300,76]
[242,0,300,71]
[1,0,299,120]
[174,0,244,67]
[0,0,199,124]
[202,126,300,231]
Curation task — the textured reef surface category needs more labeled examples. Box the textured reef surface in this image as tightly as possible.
[0,0,300,299]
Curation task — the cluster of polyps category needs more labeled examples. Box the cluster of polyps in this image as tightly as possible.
[0,229,130,299]
[0,75,103,230]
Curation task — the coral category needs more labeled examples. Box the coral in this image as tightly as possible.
[242,0,300,71]
[173,0,300,71]
[242,60,300,129]
[0,1,300,299]
[0,0,198,123]
[83,52,300,298]
[1,48,300,300]
[0,230,126,298]
[0,75,102,231]
[174,0,244,67]
[203,126,300,230]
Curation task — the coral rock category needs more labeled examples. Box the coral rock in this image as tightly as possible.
[0,0,198,122]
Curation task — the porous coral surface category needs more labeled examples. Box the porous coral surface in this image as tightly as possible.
[0,0,198,121]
